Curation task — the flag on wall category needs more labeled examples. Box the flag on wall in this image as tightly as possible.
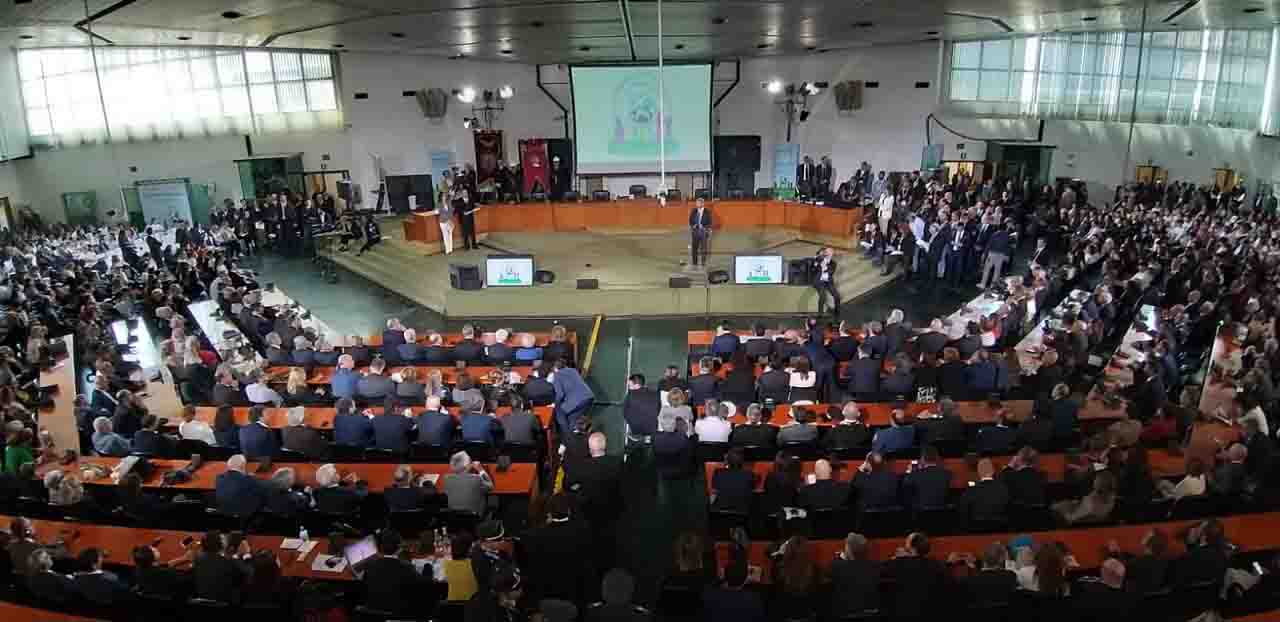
[473,130,505,193]
[519,139,550,195]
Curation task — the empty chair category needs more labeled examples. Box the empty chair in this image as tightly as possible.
[857,506,907,538]
[755,187,773,200]
[728,189,746,199]
[592,189,611,201]
[664,188,682,201]
[562,190,579,201]
[630,184,647,198]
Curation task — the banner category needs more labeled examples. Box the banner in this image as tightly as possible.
[472,130,505,194]
[430,149,453,187]
[519,139,550,195]
[921,144,945,171]
[772,142,800,198]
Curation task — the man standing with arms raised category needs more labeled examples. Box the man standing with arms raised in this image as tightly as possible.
[689,198,713,268]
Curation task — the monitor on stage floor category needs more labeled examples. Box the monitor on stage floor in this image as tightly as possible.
[734,255,785,284]
[485,255,535,287]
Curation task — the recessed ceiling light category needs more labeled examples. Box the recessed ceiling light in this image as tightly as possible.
[18,35,33,40]
[1081,16,1097,21]
[756,43,770,49]
[390,32,406,38]
[711,17,728,25]
[332,43,345,48]
[925,30,940,35]
[578,45,591,52]
[500,49,513,54]
[177,36,191,41]
[853,21,874,28]
[1243,7,1263,13]
[530,20,545,27]
[674,43,685,50]
[220,10,242,19]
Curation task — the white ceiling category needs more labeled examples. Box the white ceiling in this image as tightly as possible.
[1,0,1277,63]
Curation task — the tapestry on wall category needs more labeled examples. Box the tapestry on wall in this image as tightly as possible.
[519,139,550,196]
[472,130,505,194]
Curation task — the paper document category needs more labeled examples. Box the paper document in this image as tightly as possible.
[312,555,348,573]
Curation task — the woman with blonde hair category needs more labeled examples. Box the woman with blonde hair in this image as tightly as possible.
[283,367,324,405]
[395,366,427,405]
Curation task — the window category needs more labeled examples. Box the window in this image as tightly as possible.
[945,28,1274,130]
[18,46,341,146]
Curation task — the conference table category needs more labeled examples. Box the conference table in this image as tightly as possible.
[728,399,1123,426]
[187,299,242,356]
[183,404,553,430]
[266,364,534,386]
[404,199,865,247]
[703,448,1187,494]
[39,456,536,496]
[1200,326,1241,415]
[715,511,1280,583]
[38,335,81,455]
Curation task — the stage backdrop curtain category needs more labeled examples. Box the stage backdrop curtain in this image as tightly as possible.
[519,139,550,195]
[473,130,505,194]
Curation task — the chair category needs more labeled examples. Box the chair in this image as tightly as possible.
[364,448,405,462]
[133,590,179,620]
[857,506,907,538]
[562,190,579,201]
[728,189,746,199]
[174,439,213,459]
[411,442,452,462]
[664,188,682,201]
[809,507,851,538]
[204,507,253,531]
[933,438,969,458]
[694,188,711,200]
[739,444,776,462]
[1169,494,1219,520]
[438,508,482,533]
[460,441,495,462]
[275,448,309,463]
[755,187,774,200]
[185,598,232,622]
[1168,579,1221,620]
[779,441,819,460]
[501,441,540,462]
[1009,503,1054,531]
[592,190,611,202]
[387,508,433,538]
[788,386,819,403]
[707,509,748,540]
[696,441,729,463]
[353,605,401,622]
[656,581,702,620]
[837,610,883,621]
[630,184,647,198]
[328,443,367,462]
[913,505,954,534]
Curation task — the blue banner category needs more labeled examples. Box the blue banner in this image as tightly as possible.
[430,149,454,191]
[773,142,800,188]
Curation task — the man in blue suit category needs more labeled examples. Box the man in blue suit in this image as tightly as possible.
[396,328,423,364]
[333,398,374,448]
[416,395,456,446]
[238,405,280,460]
[710,322,739,358]
[871,409,916,454]
[214,454,268,516]
[330,354,360,400]
[372,406,415,454]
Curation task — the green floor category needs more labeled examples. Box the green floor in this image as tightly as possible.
[248,248,1031,603]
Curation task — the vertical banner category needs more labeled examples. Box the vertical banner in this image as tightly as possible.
[519,139,550,195]
[430,149,454,186]
[473,130,505,194]
[773,142,800,198]
[921,144,945,171]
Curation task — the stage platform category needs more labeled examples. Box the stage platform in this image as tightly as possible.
[327,217,895,318]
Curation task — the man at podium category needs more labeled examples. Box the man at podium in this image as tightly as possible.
[689,198,713,267]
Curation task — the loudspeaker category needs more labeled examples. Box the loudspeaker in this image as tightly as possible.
[416,88,449,120]
[833,81,863,113]
[669,277,691,289]
[787,259,813,286]
[708,270,730,284]
[449,264,482,290]
[576,278,598,290]
[547,138,573,175]
[534,270,556,284]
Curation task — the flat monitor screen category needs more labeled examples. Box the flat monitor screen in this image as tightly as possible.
[343,535,378,577]
[485,255,535,287]
[734,255,784,284]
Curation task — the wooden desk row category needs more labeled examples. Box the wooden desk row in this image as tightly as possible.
[716,511,1280,584]
[264,364,532,386]
[710,396,1124,426]
[704,449,1187,494]
[0,600,99,622]
[359,330,576,350]
[187,405,553,430]
[404,200,863,245]
[40,456,536,497]
[39,336,82,456]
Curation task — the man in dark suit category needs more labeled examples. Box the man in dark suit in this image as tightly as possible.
[566,433,624,532]
[829,533,881,618]
[381,320,406,351]
[72,548,131,605]
[815,155,833,199]
[333,399,374,448]
[1000,447,1048,506]
[1074,559,1138,621]
[451,325,485,363]
[383,466,435,512]
[728,404,778,449]
[958,458,1010,524]
[949,322,983,361]
[825,403,871,451]
[523,494,598,604]
[358,529,429,615]
[883,533,948,620]
[237,406,280,460]
[1242,418,1273,485]
[1211,443,1250,496]
[959,543,1018,607]
[524,364,556,406]
[372,407,415,454]
[975,410,1018,455]
[798,459,849,509]
[27,549,77,604]
[415,396,456,446]
[852,452,900,511]
[710,322,740,358]
[396,329,422,364]
[214,455,268,516]
[914,399,966,446]
[827,323,859,362]
[484,330,514,365]
[980,222,1012,290]
[796,156,815,198]
[689,198,713,267]
[755,358,791,404]
[131,414,177,457]
[902,445,952,510]
[622,374,661,439]
[212,373,247,407]
[356,359,395,401]
[813,247,840,318]
[846,346,880,395]
[282,407,328,459]
[1014,410,1054,451]
[915,319,950,358]
[421,332,453,365]
[743,324,776,360]
[688,357,720,405]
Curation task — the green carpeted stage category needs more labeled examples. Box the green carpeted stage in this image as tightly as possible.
[326,218,896,318]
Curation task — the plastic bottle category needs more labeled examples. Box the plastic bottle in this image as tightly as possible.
[299,526,309,542]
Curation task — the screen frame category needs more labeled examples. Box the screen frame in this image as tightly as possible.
[484,254,536,288]
[732,254,786,285]
[569,62,715,177]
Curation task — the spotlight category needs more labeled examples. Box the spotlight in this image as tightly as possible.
[455,87,477,103]
[463,117,480,129]
[801,82,820,95]
[765,80,783,94]
[498,85,514,99]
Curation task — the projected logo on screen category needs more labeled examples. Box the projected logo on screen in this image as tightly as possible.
[611,75,676,156]
[497,264,524,285]
[744,261,775,282]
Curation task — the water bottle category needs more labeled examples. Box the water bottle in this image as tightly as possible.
[299,526,309,542]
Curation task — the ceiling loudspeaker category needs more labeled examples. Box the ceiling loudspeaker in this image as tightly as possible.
[416,88,449,120]
[833,81,863,114]
[534,270,555,284]
[708,270,730,284]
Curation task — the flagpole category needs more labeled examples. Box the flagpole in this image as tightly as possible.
[658,0,666,196]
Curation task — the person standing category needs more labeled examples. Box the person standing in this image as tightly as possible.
[979,221,1011,290]
[435,179,458,255]
[459,180,479,251]
[796,156,815,198]
[813,247,840,318]
[816,156,833,200]
[689,198,713,267]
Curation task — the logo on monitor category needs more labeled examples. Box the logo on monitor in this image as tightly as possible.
[745,262,773,282]
[497,263,524,285]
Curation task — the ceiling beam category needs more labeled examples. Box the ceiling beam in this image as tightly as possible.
[619,0,638,61]
[1162,0,1201,23]
[72,0,142,45]
[943,11,1014,33]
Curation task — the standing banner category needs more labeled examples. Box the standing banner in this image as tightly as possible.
[921,144,945,171]
[473,130,505,195]
[430,150,454,185]
[772,142,800,198]
[519,139,550,195]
